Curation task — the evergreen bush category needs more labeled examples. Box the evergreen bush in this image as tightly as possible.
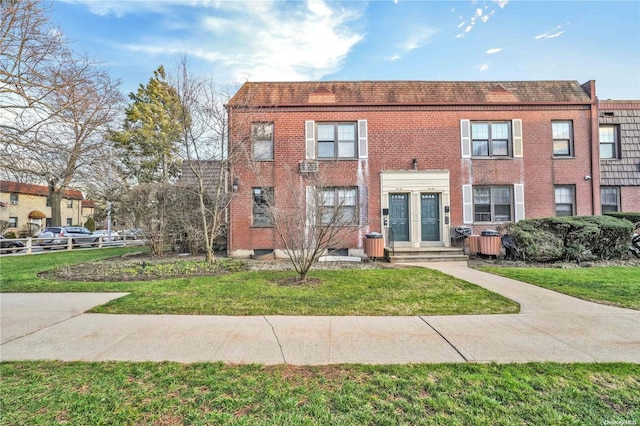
[84,216,96,232]
[503,216,634,261]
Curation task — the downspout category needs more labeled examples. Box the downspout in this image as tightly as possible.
[582,80,599,215]
[226,105,233,257]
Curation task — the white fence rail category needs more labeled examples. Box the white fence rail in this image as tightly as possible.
[0,235,146,255]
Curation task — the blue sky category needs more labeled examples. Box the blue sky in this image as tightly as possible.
[51,0,640,99]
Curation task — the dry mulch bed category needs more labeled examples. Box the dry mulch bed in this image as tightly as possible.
[41,252,385,282]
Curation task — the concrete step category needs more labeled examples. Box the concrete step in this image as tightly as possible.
[385,247,468,263]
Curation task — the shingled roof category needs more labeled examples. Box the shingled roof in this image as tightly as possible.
[228,81,593,107]
[0,180,84,200]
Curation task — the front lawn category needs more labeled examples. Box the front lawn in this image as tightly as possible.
[477,266,640,310]
[0,251,519,316]
[1,361,638,425]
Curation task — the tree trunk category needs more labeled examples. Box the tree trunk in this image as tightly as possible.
[48,184,62,226]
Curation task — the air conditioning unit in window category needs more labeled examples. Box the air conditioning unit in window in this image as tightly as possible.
[10,200,18,205]
[299,161,319,174]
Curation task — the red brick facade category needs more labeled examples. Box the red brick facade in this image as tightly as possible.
[227,81,599,258]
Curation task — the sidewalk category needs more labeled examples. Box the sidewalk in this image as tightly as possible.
[1,262,639,364]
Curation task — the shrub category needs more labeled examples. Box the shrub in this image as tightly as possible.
[604,212,640,228]
[3,231,17,239]
[503,216,634,261]
[84,216,96,232]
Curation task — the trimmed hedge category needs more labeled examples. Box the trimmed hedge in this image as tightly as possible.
[502,215,634,261]
[604,212,640,227]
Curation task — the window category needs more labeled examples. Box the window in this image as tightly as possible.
[66,218,73,226]
[471,122,510,157]
[46,218,52,226]
[555,185,575,216]
[321,187,357,224]
[67,199,73,208]
[473,186,512,222]
[46,196,51,207]
[252,187,273,226]
[9,193,18,204]
[317,123,357,159]
[599,125,619,159]
[252,122,273,160]
[9,217,18,228]
[601,187,620,213]
[552,121,573,156]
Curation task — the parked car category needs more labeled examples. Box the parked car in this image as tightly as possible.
[92,229,117,242]
[37,226,98,249]
[121,228,145,239]
[0,235,25,254]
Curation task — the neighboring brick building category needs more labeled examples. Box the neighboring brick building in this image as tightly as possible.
[226,80,600,258]
[598,100,640,213]
[0,180,86,235]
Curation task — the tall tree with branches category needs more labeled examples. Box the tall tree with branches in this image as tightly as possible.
[109,65,183,184]
[1,0,123,226]
[171,57,237,263]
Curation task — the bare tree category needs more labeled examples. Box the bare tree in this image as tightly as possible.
[257,164,363,282]
[1,0,66,114]
[1,1,123,225]
[171,57,238,263]
[118,183,174,256]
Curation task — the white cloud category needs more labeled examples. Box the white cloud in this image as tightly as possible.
[455,1,505,38]
[112,0,365,81]
[486,48,502,54]
[534,24,568,40]
[545,31,565,39]
[479,63,489,71]
[390,55,401,61]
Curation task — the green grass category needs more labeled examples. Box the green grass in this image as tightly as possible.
[0,251,518,315]
[477,266,640,310]
[1,361,638,425]
[0,247,149,289]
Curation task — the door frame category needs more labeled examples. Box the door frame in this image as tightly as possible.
[380,170,451,248]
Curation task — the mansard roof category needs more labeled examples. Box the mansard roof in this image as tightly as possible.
[228,80,594,107]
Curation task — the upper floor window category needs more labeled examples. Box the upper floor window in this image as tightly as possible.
[601,187,620,213]
[9,193,18,203]
[317,123,357,159]
[252,187,273,227]
[67,199,73,208]
[473,186,512,222]
[252,122,273,161]
[599,125,619,159]
[554,185,575,217]
[46,196,51,207]
[321,187,357,225]
[552,121,573,157]
[472,122,511,157]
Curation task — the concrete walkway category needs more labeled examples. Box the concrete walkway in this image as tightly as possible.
[1,262,639,364]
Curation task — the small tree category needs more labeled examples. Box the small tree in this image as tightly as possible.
[84,216,96,232]
[119,183,175,256]
[260,165,362,282]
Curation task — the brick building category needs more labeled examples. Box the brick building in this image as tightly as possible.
[598,100,640,213]
[226,80,600,258]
